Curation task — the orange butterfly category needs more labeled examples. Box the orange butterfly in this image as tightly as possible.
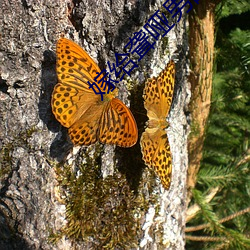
[51,38,138,147]
[140,61,175,189]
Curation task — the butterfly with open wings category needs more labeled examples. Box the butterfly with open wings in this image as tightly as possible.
[51,38,138,147]
[140,60,175,190]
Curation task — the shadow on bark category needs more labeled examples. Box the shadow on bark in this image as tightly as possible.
[116,82,147,191]
[39,50,73,161]
[0,208,33,250]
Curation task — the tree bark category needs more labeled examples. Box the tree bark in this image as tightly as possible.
[0,0,189,249]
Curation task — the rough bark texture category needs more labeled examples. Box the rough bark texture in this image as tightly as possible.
[187,0,219,203]
[0,0,189,249]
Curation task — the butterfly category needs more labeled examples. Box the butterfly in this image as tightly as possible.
[51,38,138,147]
[140,60,175,190]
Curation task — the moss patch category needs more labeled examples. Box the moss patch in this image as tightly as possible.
[51,152,154,249]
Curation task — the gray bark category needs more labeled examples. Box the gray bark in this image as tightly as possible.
[0,0,189,249]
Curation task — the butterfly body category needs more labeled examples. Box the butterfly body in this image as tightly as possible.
[140,60,175,190]
[147,117,169,130]
[52,38,138,147]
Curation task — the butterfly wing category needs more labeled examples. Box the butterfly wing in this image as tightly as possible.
[56,38,103,92]
[143,60,175,120]
[52,83,99,128]
[98,98,138,147]
[68,101,105,145]
[52,38,101,128]
[140,128,172,190]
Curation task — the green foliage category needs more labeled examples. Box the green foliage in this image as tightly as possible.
[219,0,250,17]
[187,1,250,249]
[192,189,225,233]
[197,165,239,188]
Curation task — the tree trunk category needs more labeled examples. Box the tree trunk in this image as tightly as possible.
[187,0,220,203]
[0,1,189,249]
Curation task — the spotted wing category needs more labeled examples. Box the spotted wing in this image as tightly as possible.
[56,37,103,92]
[143,60,175,120]
[52,38,101,128]
[67,101,105,145]
[140,128,172,190]
[98,98,138,147]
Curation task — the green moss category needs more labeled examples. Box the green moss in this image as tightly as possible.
[0,144,13,178]
[0,126,38,178]
[161,36,170,56]
[25,126,38,138]
[51,150,157,248]
[189,120,201,138]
